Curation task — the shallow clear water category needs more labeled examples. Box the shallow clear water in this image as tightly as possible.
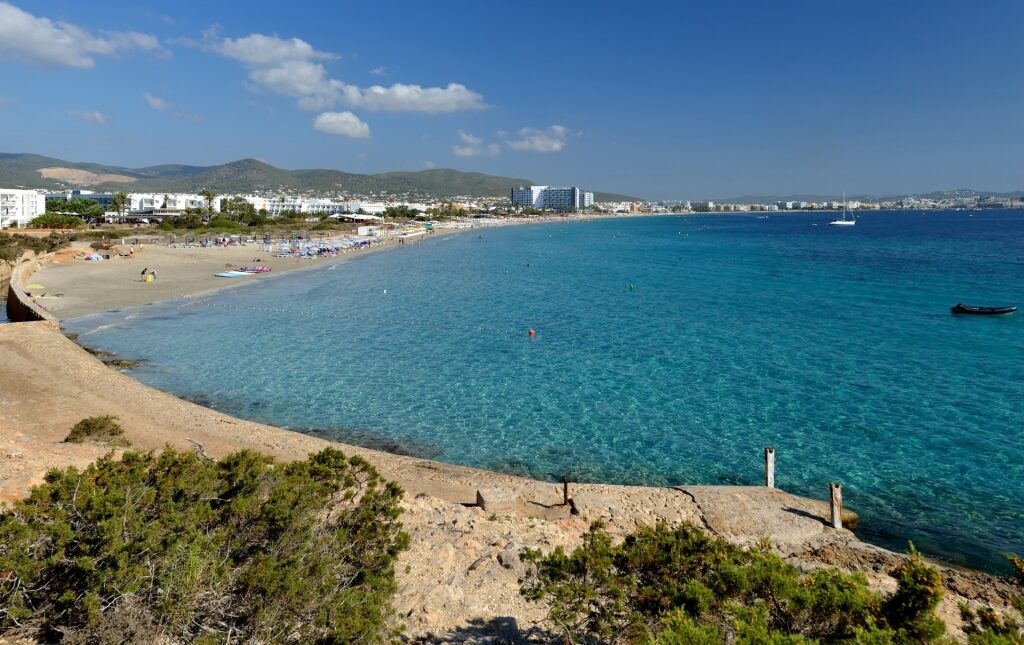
[68,211,1024,571]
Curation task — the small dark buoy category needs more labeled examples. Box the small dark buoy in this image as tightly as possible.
[528,329,536,337]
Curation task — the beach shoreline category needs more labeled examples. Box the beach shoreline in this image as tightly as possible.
[1,215,1017,639]
[21,213,650,321]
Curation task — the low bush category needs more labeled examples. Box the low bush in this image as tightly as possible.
[521,522,949,644]
[28,213,84,229]
[0,447,408,643]
[0,232,72,264]
[960,555,1024,644]
[64,415,125,444]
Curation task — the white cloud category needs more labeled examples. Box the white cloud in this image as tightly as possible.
[424,161,436,168]
[0,2,164,68]
[452,130,500,157]
[313,111,371,138]
[67,109,106,125]
[349,83,485,113]
[369,66,387,76]
[215,32,337,66]
[207,31,486,114]
[143,91,204,123]
[144,92,168,110]
[505,125,569,152]
[458,130,482,145]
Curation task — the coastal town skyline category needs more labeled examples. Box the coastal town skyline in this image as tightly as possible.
[2,1,1024,199]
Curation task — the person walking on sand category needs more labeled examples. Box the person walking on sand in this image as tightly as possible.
[140,267,148,281]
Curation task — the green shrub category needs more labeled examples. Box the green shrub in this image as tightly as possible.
[0,232,72,264]
[64,415,125,444]
[0,447,408,643]
[522,522,948,644]
[204,217,244,231]
[961,555,1024,644]
[28,213,84,229]
[73,230,133,240]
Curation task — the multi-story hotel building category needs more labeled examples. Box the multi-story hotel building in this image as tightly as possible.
[511,185,594,212]
[0,189,46,228]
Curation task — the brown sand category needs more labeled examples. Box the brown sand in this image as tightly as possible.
[28,239,393,320]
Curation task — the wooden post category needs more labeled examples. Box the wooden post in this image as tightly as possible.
[562,477,570,506]
[829,483,843,529]
[764,447,775,488]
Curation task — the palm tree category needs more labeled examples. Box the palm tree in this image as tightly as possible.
[111,191,129,223]
[200,189,217,221]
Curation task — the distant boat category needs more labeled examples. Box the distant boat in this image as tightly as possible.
[950,303,1017,316]
[829,193,856,226]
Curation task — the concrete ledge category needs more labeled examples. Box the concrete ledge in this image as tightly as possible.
[5,254,59,325]
[476,487,517,515]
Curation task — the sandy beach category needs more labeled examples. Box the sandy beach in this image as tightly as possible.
[1,231,1018,640]
[25,237,396,320]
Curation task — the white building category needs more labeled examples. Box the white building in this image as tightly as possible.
[47,190,210,213]
[511,186,547,209]
[511,185,593,212]
[540,187,580,211]
[0,189,46,228]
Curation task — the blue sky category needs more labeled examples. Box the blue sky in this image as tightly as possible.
[1,1,1023,199]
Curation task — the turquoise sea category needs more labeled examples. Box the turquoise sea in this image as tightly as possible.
[67,211,1024,571]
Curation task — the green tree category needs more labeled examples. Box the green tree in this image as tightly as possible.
[110,191,129,220]
[170,211,204,229]
[0,447,408,643]
[47,197,103,221]
[199,188,217,219]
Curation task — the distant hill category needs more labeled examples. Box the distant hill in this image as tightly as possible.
[0,153,639,201]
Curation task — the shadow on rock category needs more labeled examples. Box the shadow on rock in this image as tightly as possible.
[406,616,561,644]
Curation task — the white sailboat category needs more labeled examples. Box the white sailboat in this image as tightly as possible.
[829,193,855,226]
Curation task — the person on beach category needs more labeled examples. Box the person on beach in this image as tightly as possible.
[150,269,157,281]
[140,267,148,280]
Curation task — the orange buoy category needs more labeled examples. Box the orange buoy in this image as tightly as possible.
[528,329,536,337]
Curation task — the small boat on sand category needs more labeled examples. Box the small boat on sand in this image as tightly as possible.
[950,303,1017,316]
[214,271,249,278]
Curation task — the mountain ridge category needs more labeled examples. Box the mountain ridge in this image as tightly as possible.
[0,153,640,202]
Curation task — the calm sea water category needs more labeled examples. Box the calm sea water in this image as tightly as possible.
[68,211,1024,571]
